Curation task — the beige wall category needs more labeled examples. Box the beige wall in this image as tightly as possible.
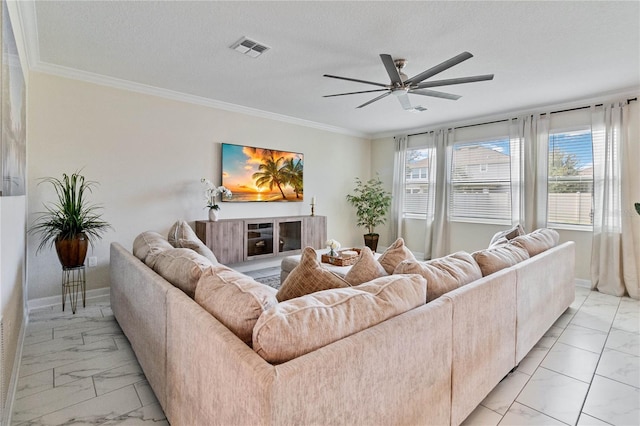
[27,72,372,300]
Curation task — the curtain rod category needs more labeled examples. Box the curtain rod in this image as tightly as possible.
[407,97,637,137]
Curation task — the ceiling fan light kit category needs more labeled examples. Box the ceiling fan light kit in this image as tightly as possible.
[323,52,494,110]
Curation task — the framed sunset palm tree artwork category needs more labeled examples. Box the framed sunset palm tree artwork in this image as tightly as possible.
[221,143,303,202]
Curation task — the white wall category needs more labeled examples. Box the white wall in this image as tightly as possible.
[0,195,26,421]
[27,72,372,301]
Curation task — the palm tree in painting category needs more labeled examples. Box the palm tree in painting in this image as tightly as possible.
[252,153,288,199]
[282,158,303,199]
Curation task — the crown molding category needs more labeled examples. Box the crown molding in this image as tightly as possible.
[10,0,39,70]
[34,61,370,139]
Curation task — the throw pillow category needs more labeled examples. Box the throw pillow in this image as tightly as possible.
[167,220,218,264]
[488,224,525,247]
[253,274,426,363]
[276,247,350,302]
[177,238,218,264]
[195,265,278,346]
[344,247,388,285]
[151,248,213,298]
[394,251,482,302]
[510,228,560,257]
[132,231,173,267]
[378,238,416,275]
[168,220,197,246]
[472,243,530,277]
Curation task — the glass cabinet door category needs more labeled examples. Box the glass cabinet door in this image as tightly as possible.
[246,221,274,259]
[278,220,302,254]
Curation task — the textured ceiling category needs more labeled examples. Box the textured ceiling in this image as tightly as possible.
[21,1,640,137]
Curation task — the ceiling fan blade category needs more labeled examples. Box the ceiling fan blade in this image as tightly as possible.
[323,74,388,88]
[323,89,389,98]
[410,89,461,100]
[414,74,495,89]
[380,54,403,86]
[397,93,413,110]
[404,51,474,85]
[357,92,391,109]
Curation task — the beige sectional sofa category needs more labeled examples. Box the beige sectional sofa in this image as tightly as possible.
[110,225,575,425]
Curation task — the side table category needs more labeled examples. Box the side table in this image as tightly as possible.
[62,265,86,314]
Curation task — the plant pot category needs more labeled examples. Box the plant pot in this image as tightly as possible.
[55,233,89,268]
[208,208,219,222]
[363,233,379,253]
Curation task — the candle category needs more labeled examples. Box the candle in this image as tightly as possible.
[311,196,316,204]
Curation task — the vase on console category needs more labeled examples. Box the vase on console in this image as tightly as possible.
[201,178,232,223]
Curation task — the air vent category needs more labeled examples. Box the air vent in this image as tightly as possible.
[230,37,270,58]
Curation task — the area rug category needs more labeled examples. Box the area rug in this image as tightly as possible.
[254,274,281,290]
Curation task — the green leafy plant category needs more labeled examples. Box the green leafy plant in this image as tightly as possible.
[30,171,112,253]
[346,176,392,235]
[636,202,640,216]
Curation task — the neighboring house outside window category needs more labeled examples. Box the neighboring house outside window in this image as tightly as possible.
[547,129,594,227]
[404,148,435,219]
[450,139,511,224]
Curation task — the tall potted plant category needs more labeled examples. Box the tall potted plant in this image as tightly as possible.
[30,172,112,268]
[346,176,392,252]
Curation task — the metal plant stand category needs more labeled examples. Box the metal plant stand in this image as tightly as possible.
[62,266,86,314]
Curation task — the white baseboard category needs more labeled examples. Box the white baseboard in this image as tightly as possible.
[575,278,591,288]
[27,287,111,312]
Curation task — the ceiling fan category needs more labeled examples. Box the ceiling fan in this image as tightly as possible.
[323,52,494,110]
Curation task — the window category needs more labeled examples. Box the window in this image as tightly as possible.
[450,139,511,223]
[404,147,435,218]
[547,129,593,226]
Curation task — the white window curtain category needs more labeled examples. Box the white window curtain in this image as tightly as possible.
[429,128,454,259]
[591,101,639,299]
[391,135,408,240]
[509,114,549,232]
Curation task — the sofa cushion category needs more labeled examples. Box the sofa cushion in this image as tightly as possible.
[378,238,416,274]
[344,247,388,285]
[167,220,218,264]
[132,231,173,267]
[253,274,427,363]
[176,238,218,264]
[394,251,482,302]
[195,265,278,346]
[276,247,350,302]
[152,248,213,298]
[472,243,530,276]
[511,228,560,257]
[488,224,525,247]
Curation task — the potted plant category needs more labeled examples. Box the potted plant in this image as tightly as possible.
[30,172,112,268]
[346,176,392,252]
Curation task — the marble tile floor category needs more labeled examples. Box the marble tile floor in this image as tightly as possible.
[11,286,639,425]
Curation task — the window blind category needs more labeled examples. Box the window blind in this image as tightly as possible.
[449,139,511,222]
[547,129,593,226]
